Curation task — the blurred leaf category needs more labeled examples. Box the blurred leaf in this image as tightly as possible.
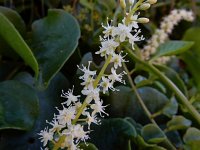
[0,12,39,76]
[0,80,39,131]
[183,127,200,150]
[141,124,166,144]
[155,64,188,96]
[89,118,137,150]
[107,86,169,123]
[162,97,178,117]
[152,40,194,60]
[80,0,94,10]
[0,72,69,149]
[79,142,98,150]
[32,9,80,87]
[182,27,200,90]
[166,116,192,132]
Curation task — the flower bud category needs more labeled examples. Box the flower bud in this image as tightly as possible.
[129,0,135,5]
[147,0,157,4]
[137,17,149,23]
[120,0,126,9]
[140,3,151,10]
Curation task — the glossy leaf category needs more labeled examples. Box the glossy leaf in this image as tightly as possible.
[152,40,194,60]
[0,72,69,149]
[141,124,165,144]
[0,80,39,131]
[89,118,137,150]
[0,12,39,76]
[32,9,80,86]
[107,86,169,123]
[166,116,192,132]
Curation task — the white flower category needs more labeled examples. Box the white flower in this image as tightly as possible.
[123,14,139,29]
[81,86,100,103]
[46,117,65,133]
[102,18,115,38]
[128,29,144,49]
[100,76,111,94]
[74,101,88,116]
[108,68,126,84]
[91,99,109,117]
[113,23,132,42]
[61,87,80,106]
[38,127,53,147]
[86,112,100,129]
[96,38,119,57]
[56,106,76,126]
[78,61,96,81]
[111,52,127,69]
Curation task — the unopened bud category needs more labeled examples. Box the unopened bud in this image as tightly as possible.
[147,0,157,4]
[137,17,149,23]
[129,0,135,5]
[120,0,126,9]
[140,3,151,10]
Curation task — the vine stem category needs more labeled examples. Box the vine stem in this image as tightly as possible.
[125,47,200,125]
[123,63,176,150]
[53,55,112,150]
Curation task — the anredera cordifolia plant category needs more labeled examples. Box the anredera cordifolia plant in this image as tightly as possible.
[38,0,159,149]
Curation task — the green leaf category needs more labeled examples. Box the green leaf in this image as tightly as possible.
[89,118,137,150]
[141,124,166,144]
[155,64,188,96]
[134,136,167,150]
[0,72,69,149]
[107,86,169,123]
[0,12,39,77]
[166,116,192,132]
[162,97,178,117]
[79,143,98,150]
[0,80,39,131]
[183,127,200,150]
[152,40,194,60]
[181,27,200,90]
[32,9,80,86]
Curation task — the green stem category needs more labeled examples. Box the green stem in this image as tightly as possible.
[53,55,112,149]
[126,0,145,24]
[125,47,200,125]
[123,63,176,150]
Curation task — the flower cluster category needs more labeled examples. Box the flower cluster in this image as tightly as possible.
[38,0,157,149]
[142,9,194,63]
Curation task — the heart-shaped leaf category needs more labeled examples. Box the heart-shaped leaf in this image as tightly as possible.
[0,80,39,131]
[0,72,69,149]
[32,9,80,87]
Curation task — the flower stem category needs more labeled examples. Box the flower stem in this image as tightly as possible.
[123,62,176,150]
[126,0,145,24]
[73,55,112,125]
[125,47,200,125]
[53,55,112,150]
